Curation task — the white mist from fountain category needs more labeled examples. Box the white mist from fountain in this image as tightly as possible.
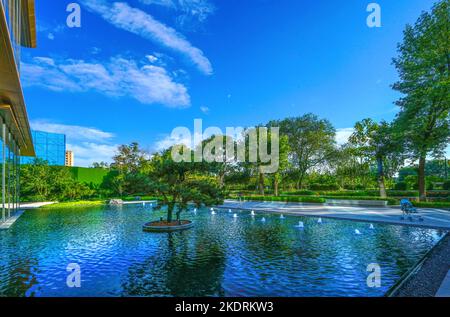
[318,218,323,224]
[355,229,362,235]
[295,221,304,228]
[369,224,374,229]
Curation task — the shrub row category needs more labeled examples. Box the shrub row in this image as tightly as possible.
[238,196,326,204]
[321,196,397,205]
[412,201,450,209]
[280,190,318,196]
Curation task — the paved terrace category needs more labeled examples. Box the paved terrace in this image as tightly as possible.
[219,200,450,230]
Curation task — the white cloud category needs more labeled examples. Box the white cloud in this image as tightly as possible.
[67,142,118,167]
[21,55,190,107]
[140,0,216,28]
[200,106,209,114]
[31,120,114,142]
[336,128,354,145]
[146,54,158,63]
[81,0,213,75]
[48,33,55,40]
[155,131,203,151]
[31,120,118,167]
[140,0,175,8]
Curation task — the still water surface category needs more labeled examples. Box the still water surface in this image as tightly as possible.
[0,205,443,296]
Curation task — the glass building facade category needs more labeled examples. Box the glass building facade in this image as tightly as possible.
[0,124,20,222]
[0,1,37,223]
[21,131,66,166]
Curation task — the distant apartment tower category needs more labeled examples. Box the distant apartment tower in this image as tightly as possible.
[21,130,66,166]
[65,150,74,167]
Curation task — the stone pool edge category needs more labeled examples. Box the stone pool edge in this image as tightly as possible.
[385,232,450,297]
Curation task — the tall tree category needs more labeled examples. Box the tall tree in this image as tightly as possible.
[332,144,373,190]
[392,0,450,201]
[110,142,150,195]
[349,119,404,197]
[199,135,236,189]
[272,114,336,189]
[149,147,224,223]
[272,135,290,196]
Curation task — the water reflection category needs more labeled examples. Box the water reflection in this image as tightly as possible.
[0,206,444,297]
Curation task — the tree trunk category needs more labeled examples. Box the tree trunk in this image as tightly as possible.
[274,174,279,196]
[418,156,427,202]
[167,203,174,223]
[298,175,304,190]
[377,157,387,198]
[258,167,265,195]
[218,173,225,189]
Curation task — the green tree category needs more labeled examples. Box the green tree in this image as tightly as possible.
[91,162,110,169]
[148,147,224,223]
[271,134,290,196]
[20,158,52,200]
[349,119,405,197]
[198,135,236,189]
[332,144,373,190]
[109,142,150,195]
[392,0,450,201]
[271,114,336,189]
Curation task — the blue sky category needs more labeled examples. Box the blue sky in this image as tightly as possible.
[20,0,443,166]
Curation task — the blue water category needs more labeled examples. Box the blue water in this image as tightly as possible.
[0,205,444,297]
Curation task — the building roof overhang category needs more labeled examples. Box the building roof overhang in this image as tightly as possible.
[0,0,36,156]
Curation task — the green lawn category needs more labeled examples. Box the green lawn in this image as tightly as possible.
[40,200,107,209]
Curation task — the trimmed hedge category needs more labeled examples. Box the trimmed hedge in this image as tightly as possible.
[69,167,109,185]
[321,196,397,205]
[444,180,450,190]
[238,196,326,204]
[280,190,318,196]
[309,183,340,191]
[231,195,396,205]
[412,201,450,209]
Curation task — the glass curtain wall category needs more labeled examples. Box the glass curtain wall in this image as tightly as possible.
[0,117,20,223]
[1,0,23,70]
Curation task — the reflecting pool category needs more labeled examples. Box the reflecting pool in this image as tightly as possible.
[0,205,444,297]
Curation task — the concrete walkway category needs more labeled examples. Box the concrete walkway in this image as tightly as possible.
[436,270,450,297]
[219,200,450,230]
[0,210,25,229]
[0,202,56,230]
[123,200,157,205]
[20,202,56,209]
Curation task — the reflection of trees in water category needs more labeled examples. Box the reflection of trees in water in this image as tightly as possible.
[370,226,442,277]
[122,230,227,296]
[0,247,39,296]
